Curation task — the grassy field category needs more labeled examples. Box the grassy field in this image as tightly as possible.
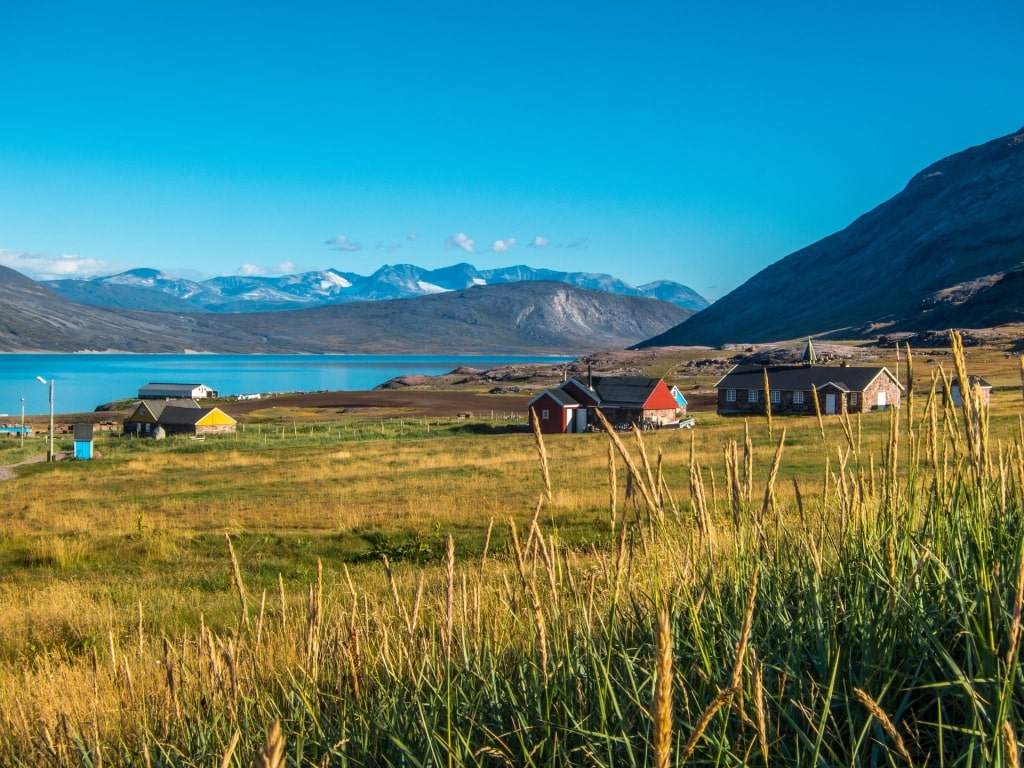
[0,335,1023,766]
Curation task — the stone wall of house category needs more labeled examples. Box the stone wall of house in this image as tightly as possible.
[642,407,679,426]
[858,377,902,413]
[719,387,827,416]
[596,406,677,427]
[716,389,768,416]
[787,391,817,415]
[196,424,237,435]
[596,407,644,427]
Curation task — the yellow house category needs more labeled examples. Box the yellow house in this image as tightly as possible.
[124,399,237,437]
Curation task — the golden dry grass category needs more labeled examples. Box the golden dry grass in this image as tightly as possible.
[0,339,1021,764]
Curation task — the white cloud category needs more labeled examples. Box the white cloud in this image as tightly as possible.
[446,233,475,253]
[407,233,418,241]
[529,236,550,248]
[236,262,298,276]
[0,248,116,280]
[489,237,517,253]
[566,237,590,248]
[324,234,362,252]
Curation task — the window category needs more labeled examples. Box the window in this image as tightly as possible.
[793,391,805,405]
[849,392,859,407]
[771,390,781,404]
[726,389,737,402]
[748,389,759,403]
[541,409,550,420]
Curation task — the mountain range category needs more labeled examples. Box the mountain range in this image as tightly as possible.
[0,265,692,354]
[642,125,1024,347]
[6,126,1024,353]
[43,263,709,313]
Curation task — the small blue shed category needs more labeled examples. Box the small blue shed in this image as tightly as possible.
[670,385,689,413]
[73,423,94,460]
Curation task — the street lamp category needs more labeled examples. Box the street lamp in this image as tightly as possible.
[19,397,24,450]
[35,376,54,462]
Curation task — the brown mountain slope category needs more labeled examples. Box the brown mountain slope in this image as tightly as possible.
[640,126,1024,347]
[0,268,690,353]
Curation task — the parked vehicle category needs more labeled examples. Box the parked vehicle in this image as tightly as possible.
[662,417,695,429]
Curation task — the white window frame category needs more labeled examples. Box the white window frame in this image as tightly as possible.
[793,391,805,405]
[726,389,737,402]
[748,389,759,403]
[541,409,550,420]
[849,392,859,407]
[771,390,781,404]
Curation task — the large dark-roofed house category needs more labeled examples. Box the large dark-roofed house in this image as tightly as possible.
[124,399,237,437]
[529,376,682,433]
[590,376,679,428]
[715,364,903,416]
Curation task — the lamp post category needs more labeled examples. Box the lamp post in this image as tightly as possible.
[19,397,24,450]
[35,377,54,462]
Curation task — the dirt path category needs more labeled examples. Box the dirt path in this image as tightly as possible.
[0,453,62,481]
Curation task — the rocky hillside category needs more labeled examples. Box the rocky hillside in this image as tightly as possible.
[641,126,1024,347]
[0,268,691,354]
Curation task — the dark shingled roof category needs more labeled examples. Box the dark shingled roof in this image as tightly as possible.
[716,365,900,393]
[529,388,581,408]
[591,376,663,405]
[133,399,201,420]
[157,405,217,426]
[949,375,992,388]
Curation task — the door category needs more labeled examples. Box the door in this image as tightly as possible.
[575,408,588,433]
[825,393,837,415]
[877,391,887,409]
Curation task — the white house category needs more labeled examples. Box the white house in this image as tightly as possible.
[137,382,218,399]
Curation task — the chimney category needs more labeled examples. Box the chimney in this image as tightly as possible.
[588,364,593,388]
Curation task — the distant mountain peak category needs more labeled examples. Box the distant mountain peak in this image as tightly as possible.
[43,263,709,315]
[0,271,693,354]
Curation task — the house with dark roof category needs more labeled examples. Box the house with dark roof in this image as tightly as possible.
[528,387,585,434]
[941,375,993,408]
[123,399,237,437]
[590,376,679,427]
[528,376,682,433]
[715,364,903,416]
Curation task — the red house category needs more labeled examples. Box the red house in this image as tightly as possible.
[529,387,585,434]
[529,376,682,434]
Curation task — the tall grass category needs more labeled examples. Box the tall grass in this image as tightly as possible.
[0,332,1022,765]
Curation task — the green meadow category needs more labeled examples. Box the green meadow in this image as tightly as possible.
[1,334,1023,767]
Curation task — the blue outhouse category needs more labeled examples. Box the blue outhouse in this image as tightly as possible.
[73,423,94,460]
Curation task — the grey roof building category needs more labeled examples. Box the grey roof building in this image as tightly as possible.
[715,364,903,416]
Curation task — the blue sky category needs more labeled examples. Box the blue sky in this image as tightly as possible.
[2,2,1021,301]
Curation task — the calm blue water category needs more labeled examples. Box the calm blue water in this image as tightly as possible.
[0,354,572,416]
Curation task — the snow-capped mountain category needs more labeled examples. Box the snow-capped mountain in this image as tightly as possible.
[44,263,709,313]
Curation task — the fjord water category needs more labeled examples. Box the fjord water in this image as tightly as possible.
[0,353,572,416]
